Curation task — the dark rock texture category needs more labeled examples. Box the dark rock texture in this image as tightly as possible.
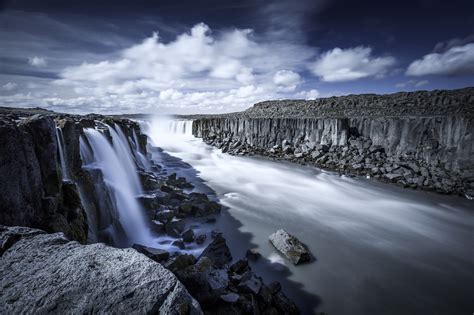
[0,114,88,242]
[192,88,474,197]
[0,225,202,314]
[269,229,311,265]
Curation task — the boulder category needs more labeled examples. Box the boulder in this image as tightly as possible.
[132,244,170,262]
[182,229,195,243]
[0,226,202,314]
[269,229,311,265]
[199,235,232,267]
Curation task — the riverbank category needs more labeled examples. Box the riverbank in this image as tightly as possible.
[190,87,474,198]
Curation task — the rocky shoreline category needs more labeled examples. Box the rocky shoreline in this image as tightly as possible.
[191,88,474,198]
[0,107,300,314]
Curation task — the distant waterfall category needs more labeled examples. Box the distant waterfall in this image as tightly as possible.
[81,125,152,247]
[55,127,71,181]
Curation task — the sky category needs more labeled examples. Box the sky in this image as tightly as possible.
[0,0,473,114]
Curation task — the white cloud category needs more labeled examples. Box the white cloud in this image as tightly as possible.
[395,79,429,89]
[406,43,474,76]
[310,46,396,82]
[51,23,317,113]
[296,89,320,100]
[2,82,17,91]
[28,56,47,67]
[273,70,302,89]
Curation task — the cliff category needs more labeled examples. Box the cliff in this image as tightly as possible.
[0,108,147,243]
[192,87,474,197]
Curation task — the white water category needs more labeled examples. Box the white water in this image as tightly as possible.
[55,127,71,181]
[142,117,474,315]
[82,126,152,246]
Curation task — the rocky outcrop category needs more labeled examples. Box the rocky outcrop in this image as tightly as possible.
[0,225,202,314]
[192,88,474,197]
[0,114,88,243]
[269,229,311,265]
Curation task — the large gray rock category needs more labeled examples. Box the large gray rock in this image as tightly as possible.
[0,226,202,314]
[269,229,311,265]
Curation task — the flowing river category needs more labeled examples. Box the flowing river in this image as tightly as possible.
[142,118,474,315]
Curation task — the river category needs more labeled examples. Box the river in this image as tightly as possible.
[142,118,474,315]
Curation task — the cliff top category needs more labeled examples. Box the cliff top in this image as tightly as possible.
[185,87,474,119]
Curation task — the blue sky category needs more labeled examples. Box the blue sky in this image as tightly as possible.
[0,0,473,114]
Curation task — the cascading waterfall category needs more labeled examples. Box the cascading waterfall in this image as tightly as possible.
[131,128,151,172]
[55,127,71,181]
[81,125,152,247]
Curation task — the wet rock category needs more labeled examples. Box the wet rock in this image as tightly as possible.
[229,259,249,276]
[196,234,207,245]
[269,229,311,265]
[132,244,170,262]
[164,253,197,273]
[220,292,240,303]
[172,240,186,250]
[211,229,222,238]
[156,209,175,223]
[199,235,232,267]
[246,248,261,261]
[237,272,262,295]
[182,228,195,243]
[166,218,186,235]
[273,292,299,315]
[0,226,201,314]
[150,220,165,233]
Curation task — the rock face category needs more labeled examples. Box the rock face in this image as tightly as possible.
[0,114,88,243]
[0,225,202,314]
[269,229,311,265]
[191,88,474,196]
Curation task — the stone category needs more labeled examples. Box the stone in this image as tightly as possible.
[230,259,250,275]
[199,235,232,267]
[164,253,197,272]
[0,226,202,314]
[196,234,207,245]
[156,209,175,223]
[182,229,195,243]
[172,240,186,250]
[269,229,311,265]
[132,244,170,262]
[273,292,299,315]
[166,218,186,235]
[220,293,240,303]
[246,248,261,261]
[237,272,262,295]
[150,220,165,233]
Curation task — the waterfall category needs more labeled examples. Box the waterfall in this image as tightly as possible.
[56,127,71,181]
[81,125,152,247]
[131,128,151,172]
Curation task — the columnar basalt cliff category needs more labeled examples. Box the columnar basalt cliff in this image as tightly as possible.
[192,87,474,197]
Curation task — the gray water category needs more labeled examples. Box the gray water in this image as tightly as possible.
[143,118,474,315]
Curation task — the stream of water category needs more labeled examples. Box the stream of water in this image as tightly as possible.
[142,117,474,315]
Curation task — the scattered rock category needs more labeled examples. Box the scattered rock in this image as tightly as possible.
[246,248,261,261]
[132,244,170,262]
[199,235,232,267]
[269,229,311,265]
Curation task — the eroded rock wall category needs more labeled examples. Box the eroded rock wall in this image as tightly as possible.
[192,88,474,196]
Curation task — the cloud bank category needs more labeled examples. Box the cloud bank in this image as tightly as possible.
[406,43,474,76]
[310,46,396,82]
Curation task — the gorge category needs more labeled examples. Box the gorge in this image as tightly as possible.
[0,87,473,315]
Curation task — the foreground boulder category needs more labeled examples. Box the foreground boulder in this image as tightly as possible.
[269,229,311,265]
[0,226,202,314]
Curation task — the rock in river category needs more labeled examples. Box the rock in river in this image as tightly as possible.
[269,229,311,265]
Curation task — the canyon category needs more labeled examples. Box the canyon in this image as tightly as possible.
[191,87,474,197]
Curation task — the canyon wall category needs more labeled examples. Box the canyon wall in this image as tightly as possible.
[0,108,147,243]
[192,88,474,196]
